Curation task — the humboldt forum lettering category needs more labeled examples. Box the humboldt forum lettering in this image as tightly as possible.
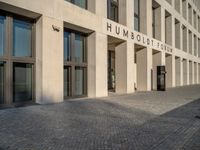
[105,21,173,53]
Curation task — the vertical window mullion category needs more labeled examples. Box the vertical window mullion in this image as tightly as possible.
[84,37,87,63]
[7,15,12,59]
[71,33,75,63]
[71,33,75,96]
[31,22,36,59]
[6,15,13,104]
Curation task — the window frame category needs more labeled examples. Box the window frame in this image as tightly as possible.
[107,0,119,22]
[64,29,87,99]
[134,0,140,32]
[65,0,88,9]
[0,10,36,106]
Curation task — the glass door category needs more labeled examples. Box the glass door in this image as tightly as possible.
[64,30,87,98]
[108,50,115,91]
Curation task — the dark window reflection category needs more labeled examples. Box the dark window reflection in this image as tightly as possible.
[74,0,87,9]
[0,15,5,56]
[0,62,4,104]
[134,0,140,31]
[13,63,33,102]
[75,67,85,96]
[75,34,85,63]
[65,0,87,9]
[108,0,118,22]
[64,31,71,61]
[13,19,32,57]
[64,66,71,97]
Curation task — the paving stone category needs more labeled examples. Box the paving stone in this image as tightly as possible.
[0,85,200,150]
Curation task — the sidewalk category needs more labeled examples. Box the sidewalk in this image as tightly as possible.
[0,85,200,150]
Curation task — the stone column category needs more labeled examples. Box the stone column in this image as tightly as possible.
[183,59,187,85]
[187,60,190,85]
[166,55,173,88]
[136,48,152,91]
[192,62,195,84]
[140,0,152,36]
[115,41,135,93]
[180,58,183,86]
[161,7,165,42]
[87,0,107,17]
[172,55,176,87]
[166,15,173,46]
[175,57,181,86]
[87,32,108,97]
[35,16,64,104]
[197,63,198,84]
[119,0,134,29]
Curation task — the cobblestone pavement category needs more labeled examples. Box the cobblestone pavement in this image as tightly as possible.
[0,85,200,150]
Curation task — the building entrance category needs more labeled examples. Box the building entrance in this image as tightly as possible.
[108,50,115,91]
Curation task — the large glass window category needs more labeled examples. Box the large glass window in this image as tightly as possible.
[13,63,33,102]
[0,11,35,105]
[152,8,156,38]
[108,0,119,22]
[75,34,85,63]
[75,67,85,96]
[64,30,87,98]
[0,62,5,104]
[13,19,32,57]
[0,15,5,56]
[64,66,71,97]
[74,0,87,9]
[64,31,71,61]
[134,0,140,31]
[65,0,87,9]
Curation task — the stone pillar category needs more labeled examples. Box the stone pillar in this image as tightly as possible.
[188,31,193,54]
[198,63,200,84]
[166,15,173,46]
[194,62,197,84]
[172,55,176,87]
[87,32,108,97]
[35,16,64,104]
[187,60,190,85]
[180,58,183,86]
[180,23,183,50]
[175,21,181,49]
[183,59,187,85]
[115,42,135,93]
[87,0,107,17]
[161,7,165,42]
[182,26,187,52]
[140,0,152,36]
[197,63,199,83]
[197,38,199,57]
[192,62,195,84]
[171,0,175,7]
[182,0,187,20]
[166,55,172,88]
[179,0,182,15]
[189,61,193,84]
[136,48,152,91]
[175,57,181,86]
[154,7,162,40]
[119,0,134,28]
